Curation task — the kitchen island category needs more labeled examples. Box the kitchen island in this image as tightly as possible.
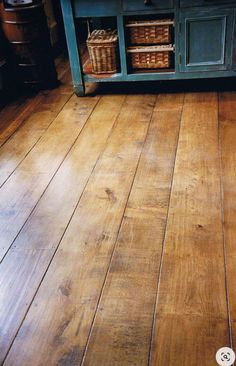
[60,0,236,95]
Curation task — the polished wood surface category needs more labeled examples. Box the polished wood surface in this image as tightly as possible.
[219,92,236,351]
[0,60,235,365]
[150,93,229,366]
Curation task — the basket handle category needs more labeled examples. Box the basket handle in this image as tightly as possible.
[87,20,91,36]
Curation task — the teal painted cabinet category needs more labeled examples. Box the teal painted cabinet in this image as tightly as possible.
[60,0,236,96]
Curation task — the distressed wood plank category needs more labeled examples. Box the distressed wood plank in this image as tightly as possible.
[81,94,184,366]
[0,58,71,147]
[0,95,44,146]
[0,62,72,186]
[0,94,99,261]
[149,93,229,366]
[4,94,156,366]
[0,101,70,188]
[219,92,236,350]
[0,95,125,364]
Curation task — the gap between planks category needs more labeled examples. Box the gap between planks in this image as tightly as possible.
[0,94,124,364]
[0,63,73,188]
[81,93,184,366]
[3,94,157,366]
[218,91,236,352]
[0,94,100,263]
[149,92,230,366]
[0,56,71,148]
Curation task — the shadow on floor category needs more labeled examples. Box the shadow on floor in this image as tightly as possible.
[89,77,236,95]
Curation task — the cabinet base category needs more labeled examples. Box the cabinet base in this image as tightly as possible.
[74,84,85,96]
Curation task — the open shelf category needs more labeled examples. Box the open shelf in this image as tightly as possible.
[77,13,177,82]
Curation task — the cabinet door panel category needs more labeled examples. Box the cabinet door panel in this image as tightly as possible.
[179,8,234,72]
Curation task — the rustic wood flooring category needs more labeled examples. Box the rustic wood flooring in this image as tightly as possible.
[0,58,236,366]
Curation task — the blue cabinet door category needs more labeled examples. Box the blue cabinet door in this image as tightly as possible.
[179,7,234,72]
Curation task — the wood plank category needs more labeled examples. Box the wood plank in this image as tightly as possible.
[81,94,184,366]
[0,100,70,187]
[4,94,156,366]
[149,93,229,366]
[0,95,44,146]
[219,92,236,350]
[0,94,99,261]
[0,95,125,364]
[0,60,72,183]
[0,57,71,147]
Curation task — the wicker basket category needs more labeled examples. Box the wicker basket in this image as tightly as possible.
[87,29,118,74]
[126,19,174,45]
[127,45,174,69]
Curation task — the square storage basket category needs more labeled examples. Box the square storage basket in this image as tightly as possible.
[87,29,118,74]
[127,44,174,69]
[126,19,174,45]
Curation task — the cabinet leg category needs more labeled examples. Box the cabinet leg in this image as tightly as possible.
[74,84,85,97]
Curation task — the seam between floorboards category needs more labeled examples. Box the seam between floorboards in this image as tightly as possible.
[0,96,43,148]
[0,64,70,150]
[217,92,234,352]
[80,94,158,366]
[147,93,185,366]
[0,94,100,265]
[0,92,73,190]
[1,94,127,365]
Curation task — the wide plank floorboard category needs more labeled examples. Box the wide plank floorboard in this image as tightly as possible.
[219,92,236,350]
[149,93,230,366]
[4,94,156,366]
[0,74,236,366]
[0,95,125,363]
[0,56,71,147]
[81,94,184,366]
[0,94,99,261]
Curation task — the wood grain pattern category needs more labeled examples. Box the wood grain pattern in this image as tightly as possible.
[0,94,99,261]
[0,57,71,147]
[4,94,156,366]
[0,95,44,146]
[0,95,125,364]
[0,109,61,187]
[219,92,236,349]
[1,74,236,365]
[81,94,184,366]
[0,59,72,186]
[149,93,229,366]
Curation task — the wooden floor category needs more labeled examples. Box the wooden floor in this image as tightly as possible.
[0,58,236,366]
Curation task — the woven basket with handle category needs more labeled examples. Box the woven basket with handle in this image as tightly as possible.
[87,29,118,74]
